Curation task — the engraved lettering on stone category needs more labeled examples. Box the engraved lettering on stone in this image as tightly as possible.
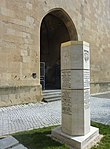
[61,71,71,88]
[62,91,72,115]
[63,50,70,66]
[84,70,90,88]
[84,89,90,109]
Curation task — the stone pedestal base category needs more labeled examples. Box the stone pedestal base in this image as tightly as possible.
[52,126,99,149]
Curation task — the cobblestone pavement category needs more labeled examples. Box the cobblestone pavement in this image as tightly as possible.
[0,96,110,137]
[91,96,110,125]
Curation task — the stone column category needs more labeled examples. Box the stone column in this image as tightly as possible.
[52,41,100,149]
[61,41,90,136]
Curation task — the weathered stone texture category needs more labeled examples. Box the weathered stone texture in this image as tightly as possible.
[0,0,110,106]
[0,85,42,107]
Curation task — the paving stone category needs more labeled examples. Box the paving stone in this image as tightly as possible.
[0,136,19,149]
[0,95,109,137]
[91,96,110,125]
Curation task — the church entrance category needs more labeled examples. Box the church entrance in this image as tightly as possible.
[40,9,78,90]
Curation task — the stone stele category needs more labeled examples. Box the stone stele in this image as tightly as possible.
[51,41,100,149]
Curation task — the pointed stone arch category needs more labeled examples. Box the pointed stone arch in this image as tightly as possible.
[40,8,78,90]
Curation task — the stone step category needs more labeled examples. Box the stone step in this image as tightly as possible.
[11,144,27,149]
[43,90,61,93]
[0,136,19,149]
[43,92,61,96]
[0,136,27,149]
[43,97,61,102]
[43,90,61,102]
[44,94,61,99]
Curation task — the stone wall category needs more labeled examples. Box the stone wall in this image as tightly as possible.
[0,0,42,106]
[0,0,110,106]
[0,85,42,107]
[34,0,110,93]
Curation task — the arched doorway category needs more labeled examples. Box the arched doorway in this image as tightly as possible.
[40,9,78,90]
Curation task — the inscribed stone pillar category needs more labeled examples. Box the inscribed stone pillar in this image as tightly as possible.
[52,41,100,149]
[61,41,90,136]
